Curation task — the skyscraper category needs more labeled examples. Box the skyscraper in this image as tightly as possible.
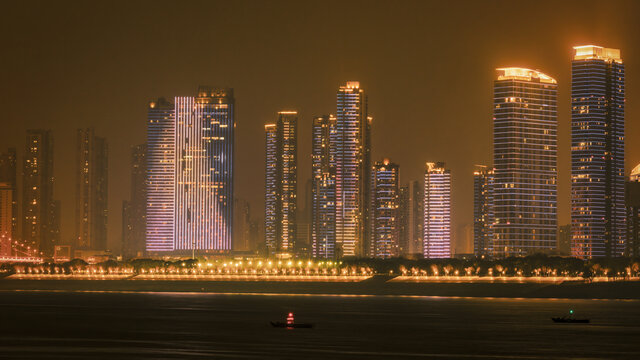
[75,128,108,250]
[571,45,625,259]
[473,167,494,257]
[233,198,252,252]
[311,115,337,259]
[264,111,298,255]
[423,162,451,258]
[397,185,410,256]
[335,82,371,257]
[146,98,175,252]
[122,143,147,258]
[626,164,640,258]
[23,130,57,256]
[146,88,235,254]
[493,68,558,257]
[0,182,12,256]
[371,159,399,258]
[0,148,17,238]
[174,87,234,252]
[408,180,424,256]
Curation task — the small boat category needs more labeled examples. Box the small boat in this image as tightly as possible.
[551,310,589,324]
[271,313,314,329]
[551,317,590,324]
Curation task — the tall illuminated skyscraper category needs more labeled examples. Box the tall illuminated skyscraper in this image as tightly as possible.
[311,115,337,258]
[423,162,451,258]
[23,130,57,256]
[493,68,558,257]
[146,98,175,252]
[473,167,494,257]
[264,111,298,255]
[146,88,235,254]
[371,159,399,258]
[335,82,371,257]
[174,87,234,252]
[571,45,625,258]
[75,128,108,250]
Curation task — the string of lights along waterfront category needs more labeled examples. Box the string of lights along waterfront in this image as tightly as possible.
[2,44,639,262]
[571,45,626,259]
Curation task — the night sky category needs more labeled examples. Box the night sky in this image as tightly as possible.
[1,0,639,253]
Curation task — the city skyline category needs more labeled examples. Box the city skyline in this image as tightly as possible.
[1,1,639,254]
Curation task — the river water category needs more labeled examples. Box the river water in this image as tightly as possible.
[1,291,639,359]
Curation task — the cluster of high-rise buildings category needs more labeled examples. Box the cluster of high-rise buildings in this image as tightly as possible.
[474,45,637,260]
[263,82,451,259]
[0,129,108,260]
[2,44,638,261]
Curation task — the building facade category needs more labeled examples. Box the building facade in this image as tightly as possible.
[75,128,108,250]
[146,98,175,252]
[571,45,625,258]
[423,162,451,258]
[146,88,235,254]
[473,167,494,257]
[122,143,147,258]
[264,111,298,255]
[335,82,371,257]
[371,160,400,258]
[311,115,337,258]
[173,87,234,252]
[408,180,424,256]
[397,185,410,256]
[0,182,12,256]
[493,68,558,257]
[626,164,640,257]
[0,148,17,239]
[23,130,58,256]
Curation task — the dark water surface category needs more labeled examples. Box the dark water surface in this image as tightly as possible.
[1,291,639,359]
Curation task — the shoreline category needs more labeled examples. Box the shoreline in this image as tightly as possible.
[2,277,639,300]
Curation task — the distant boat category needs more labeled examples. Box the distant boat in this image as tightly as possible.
[551,317,590,324]
[552,310,589,324]
[271,312,314,329]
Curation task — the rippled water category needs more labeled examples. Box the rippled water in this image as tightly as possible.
[1,291,639,359]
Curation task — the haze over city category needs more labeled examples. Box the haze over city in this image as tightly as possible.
[2,0,639,254]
